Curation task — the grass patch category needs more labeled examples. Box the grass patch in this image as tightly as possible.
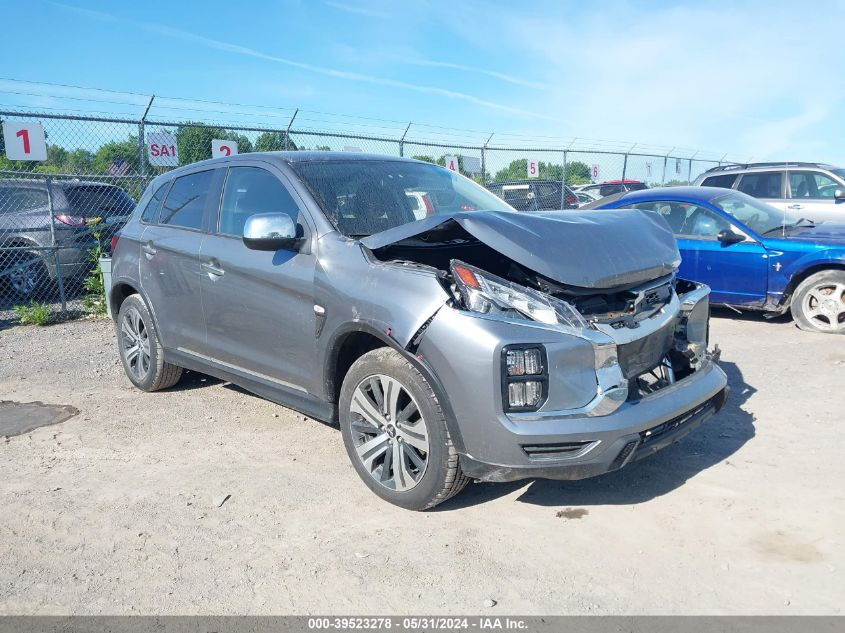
[13,300,53,326]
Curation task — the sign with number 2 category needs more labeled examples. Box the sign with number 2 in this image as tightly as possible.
[2,121,48,161]
[212,139,238,158]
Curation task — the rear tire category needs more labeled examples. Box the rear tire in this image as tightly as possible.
[116,294,183,391]
[5,250,49,300]
[791,270,845,334]
[339,347,469,510]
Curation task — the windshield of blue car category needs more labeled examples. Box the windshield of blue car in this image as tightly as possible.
[711,192,801,235]
[291,160,514,237]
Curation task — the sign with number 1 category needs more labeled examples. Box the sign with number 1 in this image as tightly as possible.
[2,121,48,161]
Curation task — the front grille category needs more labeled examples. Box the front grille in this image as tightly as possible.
[639,396,717,446]
[522,441,593,460]
[616,320,675,379]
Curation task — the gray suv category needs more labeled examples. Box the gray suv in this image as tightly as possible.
[694,162,845,223]
[109,152,727,510]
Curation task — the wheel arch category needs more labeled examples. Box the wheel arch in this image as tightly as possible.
[782,262,845,307]
[323,323,465,452]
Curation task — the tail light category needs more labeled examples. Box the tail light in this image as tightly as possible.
[55,213,86,226]
[110,233,120,254]
[565,194,577,206]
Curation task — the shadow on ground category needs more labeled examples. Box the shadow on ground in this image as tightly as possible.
[438,360,755,511]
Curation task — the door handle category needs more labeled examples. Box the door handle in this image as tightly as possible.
[142,242,157,258]
[201,261,225,276]
[787,204,803,210]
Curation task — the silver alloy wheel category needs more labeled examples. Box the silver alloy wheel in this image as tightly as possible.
[121,306,152,380]
[801,281,845,332]
[349,374,430,491]
[9,255,41,297]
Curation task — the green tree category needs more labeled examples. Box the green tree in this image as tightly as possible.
[176,124,225,165]
[254,131,297,152]
[92,136,140,174]
[565,161,591,185]
[412,155,436,164]
[493,159,592,185]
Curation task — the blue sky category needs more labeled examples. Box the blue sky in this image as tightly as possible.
[1,0,844,163]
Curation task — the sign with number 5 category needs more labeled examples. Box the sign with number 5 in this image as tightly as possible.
[212,139,238,158]
[2,121,48,161]
[527,158,539,178]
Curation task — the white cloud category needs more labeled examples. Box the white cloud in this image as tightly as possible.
[325,1,389,19]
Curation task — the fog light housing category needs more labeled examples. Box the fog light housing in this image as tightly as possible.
[502,345,548,412]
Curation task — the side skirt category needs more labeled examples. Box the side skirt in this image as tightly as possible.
[165,348,336,424]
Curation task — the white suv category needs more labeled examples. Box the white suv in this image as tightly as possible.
[694,162,845,223]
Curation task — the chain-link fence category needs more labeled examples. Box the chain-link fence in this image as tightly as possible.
[0,104,735,322]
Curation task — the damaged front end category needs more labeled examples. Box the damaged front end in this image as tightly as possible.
[362,209,717,419]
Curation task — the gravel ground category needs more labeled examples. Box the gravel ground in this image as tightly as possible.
[0,311,842,615]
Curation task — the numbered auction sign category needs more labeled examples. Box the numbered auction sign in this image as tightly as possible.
[212,139,238,158]
[2,121,48,161]
[591,164,600,180]
[444,155,459,172]
[526,158,539,178]
[147,132,179,167]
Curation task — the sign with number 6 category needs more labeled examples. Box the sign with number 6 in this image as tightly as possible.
[2,121,48,161]
[591,164,600,180]
[212,139,238,158]
[527,158,539,178]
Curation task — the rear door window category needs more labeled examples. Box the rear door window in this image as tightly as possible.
[0,187,48,214]
[737,171,783,199]
[160,170,213,230]
[701,174,738,189]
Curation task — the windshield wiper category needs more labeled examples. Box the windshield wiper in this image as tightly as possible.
[760,218,813,236]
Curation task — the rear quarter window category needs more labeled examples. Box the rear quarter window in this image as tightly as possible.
[140,183,169,224]
[701,174,738,189]
[0,186,48,214]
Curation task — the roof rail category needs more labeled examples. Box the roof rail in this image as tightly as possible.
[702,161,832,174]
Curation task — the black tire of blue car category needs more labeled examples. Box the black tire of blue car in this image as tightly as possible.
[339,347,470,510]
[791,269,845,334]
[116,294,183,391]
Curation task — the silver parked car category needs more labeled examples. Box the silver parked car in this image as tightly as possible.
[109,152,727,510]
[694,162,845,223]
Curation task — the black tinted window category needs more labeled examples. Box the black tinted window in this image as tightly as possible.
[219,167,300,237]
[140,184,168,223]
[0,187,48,214]
[64,185,135,216]
[701,174,738,189]
[737,172,782,199]
[160,171,213,230]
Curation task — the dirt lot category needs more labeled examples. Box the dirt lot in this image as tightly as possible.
[0,312,842,615]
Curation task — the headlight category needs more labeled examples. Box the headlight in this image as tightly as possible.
[450,260,589,333]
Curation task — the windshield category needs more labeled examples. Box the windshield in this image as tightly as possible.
[291,160,514,237]
[831,168,845,181]
[711,191,801,235]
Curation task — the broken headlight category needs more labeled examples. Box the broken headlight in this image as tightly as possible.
[451,260,590,333]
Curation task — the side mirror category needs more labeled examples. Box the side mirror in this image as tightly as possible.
[717,229,745,245]
[243,213,301,251]
[834,189,845,201]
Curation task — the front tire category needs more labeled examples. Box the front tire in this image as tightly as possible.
[791,270,845,334]
[339,348,469,510]
[116,294,183,391]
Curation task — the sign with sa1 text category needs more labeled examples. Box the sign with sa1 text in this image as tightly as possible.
[212,139,238,158]
[2,121,48,161]
[147,132,178,167]
[444,155,459,172]
[526,157,539,178]
[591,164,601,180]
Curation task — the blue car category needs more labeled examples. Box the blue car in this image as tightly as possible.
[594,187,845,333]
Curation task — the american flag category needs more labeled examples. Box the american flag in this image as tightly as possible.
[107,156,130,176]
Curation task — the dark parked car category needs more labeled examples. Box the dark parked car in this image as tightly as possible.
[0,178,135,298]
[486,180,578,210]
[109,152,726,510]
[593,186,845,333]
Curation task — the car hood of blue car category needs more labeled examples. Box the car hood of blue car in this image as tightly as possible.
[772,222,845,245]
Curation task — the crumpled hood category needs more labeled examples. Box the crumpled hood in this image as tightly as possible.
[361,209,681,289]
